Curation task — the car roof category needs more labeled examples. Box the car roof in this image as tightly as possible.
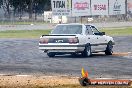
[85,24,95,26]
[57,23,83,25]
[56,23,96,27]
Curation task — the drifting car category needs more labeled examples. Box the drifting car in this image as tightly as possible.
[39,23,115,57]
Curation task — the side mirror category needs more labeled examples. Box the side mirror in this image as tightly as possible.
[101,32,105,35]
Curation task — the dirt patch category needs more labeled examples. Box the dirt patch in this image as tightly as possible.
[0,75,131,88]
[112,52,130,56]
[0,75,79,87]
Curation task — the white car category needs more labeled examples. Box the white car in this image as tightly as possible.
[39,23,115,57]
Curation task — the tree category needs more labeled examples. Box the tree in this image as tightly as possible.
[26,0,33,20]
[1,0,12,19]
[0,0,51,20]
[25,0,51,20]
[10,0,27,20]
[33,0,51,20]
[0,0,3,8]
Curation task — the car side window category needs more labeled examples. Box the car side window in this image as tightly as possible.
[91,26,100,35]
[86,26,93,35]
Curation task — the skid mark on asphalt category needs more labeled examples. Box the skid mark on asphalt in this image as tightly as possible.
[112,52,132,56]
[112,52,132,59]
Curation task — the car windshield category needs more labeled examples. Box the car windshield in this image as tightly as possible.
[51,25,82,34]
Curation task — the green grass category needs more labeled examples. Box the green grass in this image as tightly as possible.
[101,27,132,36]
[0,27,132,38]
[0,30,51,38]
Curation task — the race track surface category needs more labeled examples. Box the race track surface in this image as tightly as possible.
[0,36,132,79]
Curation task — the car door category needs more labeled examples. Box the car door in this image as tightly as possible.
[85,25,97,52]
[91,26,107,51]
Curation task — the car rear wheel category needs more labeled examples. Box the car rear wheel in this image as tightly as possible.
[47,52,55,57]
[82,44,92,57]
[105,42,113,55]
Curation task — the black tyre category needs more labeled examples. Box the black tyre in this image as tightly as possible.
[47,52,55,57]
[105,42,113,55]
[128,81,132,86]
[79,78,91,86]
[82,44,92,57]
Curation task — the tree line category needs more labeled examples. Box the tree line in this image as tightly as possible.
[0,0,51,20]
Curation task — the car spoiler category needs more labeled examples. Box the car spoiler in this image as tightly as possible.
[42,35,76,37]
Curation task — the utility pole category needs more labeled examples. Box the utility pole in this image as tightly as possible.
[125,0,128,21]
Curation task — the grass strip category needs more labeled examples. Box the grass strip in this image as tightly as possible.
[0,27,132,38]
[101,27,132,36]
[0,30,51,38]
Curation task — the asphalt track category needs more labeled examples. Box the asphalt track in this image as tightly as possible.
[0,36,132,79]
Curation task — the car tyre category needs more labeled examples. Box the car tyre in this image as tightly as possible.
[79,78,91,86]
[105,42,113,55]
[47,52,55,57]
[82,44,92,57]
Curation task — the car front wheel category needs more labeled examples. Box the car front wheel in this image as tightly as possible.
[47,52,55,57]
[105,42,113,55]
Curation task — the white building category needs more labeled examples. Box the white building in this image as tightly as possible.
[43,11,68,23]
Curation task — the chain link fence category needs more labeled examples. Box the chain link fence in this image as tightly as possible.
[0,15,132,25]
